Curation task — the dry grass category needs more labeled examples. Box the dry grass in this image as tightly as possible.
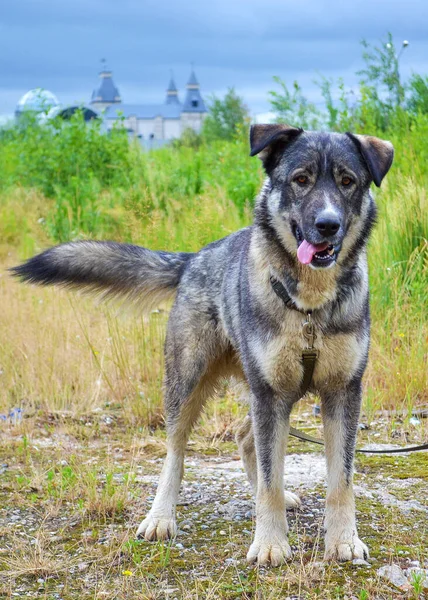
[3,530,69,579]
[0,261,165,420]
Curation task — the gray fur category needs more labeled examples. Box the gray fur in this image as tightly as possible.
[13,126,393,566]
[12,241,193,309]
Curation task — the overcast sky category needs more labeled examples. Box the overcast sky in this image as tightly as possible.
[1,0,427,119]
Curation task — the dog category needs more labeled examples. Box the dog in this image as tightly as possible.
[12,124,394,566]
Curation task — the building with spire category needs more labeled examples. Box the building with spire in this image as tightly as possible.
[181,70,207,132]
[91,60,121,111]
[90,64,207,144]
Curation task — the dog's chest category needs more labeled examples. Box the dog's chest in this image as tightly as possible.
[250,313,365,393]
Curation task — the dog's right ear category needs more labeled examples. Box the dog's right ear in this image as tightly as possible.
[249,124,303,168]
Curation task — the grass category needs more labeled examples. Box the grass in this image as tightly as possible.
[0,414,426,599]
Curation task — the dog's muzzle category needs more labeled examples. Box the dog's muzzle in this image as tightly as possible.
[292,223,342,268]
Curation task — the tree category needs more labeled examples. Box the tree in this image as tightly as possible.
[202,88,249,141]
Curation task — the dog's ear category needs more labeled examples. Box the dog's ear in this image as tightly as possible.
[249,124,303,167]
[346,133,394,187]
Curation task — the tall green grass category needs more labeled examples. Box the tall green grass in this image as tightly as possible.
[0,115,259,246]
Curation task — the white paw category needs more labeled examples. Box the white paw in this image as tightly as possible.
[247,538,292,567]
[136,513,177,541]
[324,534,369,562]
[284,490,301,509]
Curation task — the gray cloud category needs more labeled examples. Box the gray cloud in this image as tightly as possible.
[1,0,427,116]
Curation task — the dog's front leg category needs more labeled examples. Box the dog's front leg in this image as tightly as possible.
[321,377,369,561]
[246,391,292,567]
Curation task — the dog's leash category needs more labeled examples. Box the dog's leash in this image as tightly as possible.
[289,425,428,454]
[270,276,428,455]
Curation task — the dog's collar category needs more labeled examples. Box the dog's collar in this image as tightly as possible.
[270,275,318,397]
[270,276,305,314]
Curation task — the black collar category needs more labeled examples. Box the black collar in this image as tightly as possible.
[270,276,306,314]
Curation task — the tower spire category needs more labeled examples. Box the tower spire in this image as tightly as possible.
[182,66,206,112]
[90,59,121,110]
[165,70,180,105]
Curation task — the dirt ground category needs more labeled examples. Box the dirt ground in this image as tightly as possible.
[0,411,427,599]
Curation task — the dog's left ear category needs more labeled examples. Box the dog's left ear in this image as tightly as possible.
[250,124,303,164]
[346,133,394,187]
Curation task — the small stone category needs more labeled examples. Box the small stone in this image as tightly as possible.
[219,530,227,535]
[377,564,409,589]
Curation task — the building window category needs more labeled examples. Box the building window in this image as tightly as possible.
[191,100,198,107]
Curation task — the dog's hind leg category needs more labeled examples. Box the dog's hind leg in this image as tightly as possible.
[236,414,301,509]
[137,311,223,542]
[321,378,369,562]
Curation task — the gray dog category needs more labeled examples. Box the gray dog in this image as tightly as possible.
[13,124,393,566]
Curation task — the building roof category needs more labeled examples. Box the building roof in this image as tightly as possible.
[187,70,199,86]
[182,89,207,113]
[16,89,59,115]
[166,76,180,105]
[91,69,121,104]
[104,103,183,120]
[182,69,207,113]
[167,77,178,92]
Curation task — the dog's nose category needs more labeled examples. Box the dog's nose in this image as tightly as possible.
[315,216,340,237]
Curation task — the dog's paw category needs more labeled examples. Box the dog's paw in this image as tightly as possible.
[284,490,301,509]
[324,535,369,562]
[136,514,177,541]
[247,538,292,567]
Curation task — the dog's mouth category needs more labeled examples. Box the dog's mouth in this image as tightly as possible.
[292,224,338,268]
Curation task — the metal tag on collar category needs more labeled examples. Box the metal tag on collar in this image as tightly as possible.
[302,312,316,350]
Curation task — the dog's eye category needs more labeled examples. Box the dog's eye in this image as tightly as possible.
[295,175,308,185]
[341,176,353,186]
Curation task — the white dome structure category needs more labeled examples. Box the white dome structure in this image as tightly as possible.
[15,89,60,118]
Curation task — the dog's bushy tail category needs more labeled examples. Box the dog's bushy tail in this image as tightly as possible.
[11,241,194,310]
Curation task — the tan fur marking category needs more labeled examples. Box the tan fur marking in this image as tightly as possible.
[314,332,368,390]
[323,415,369,561]
[295,263,338,309]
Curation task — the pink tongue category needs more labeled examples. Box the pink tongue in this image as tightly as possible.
[297,240,329,265]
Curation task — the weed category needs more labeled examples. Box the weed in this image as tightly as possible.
[410,570,427,598]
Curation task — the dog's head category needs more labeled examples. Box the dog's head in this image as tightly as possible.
[250,124,394,269]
